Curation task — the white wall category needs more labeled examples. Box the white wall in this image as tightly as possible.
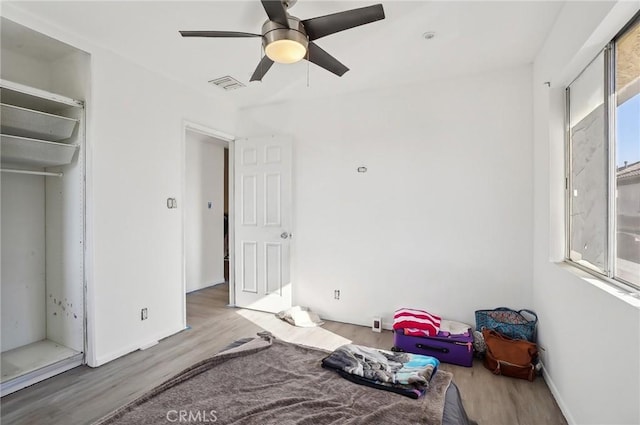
[87,50,236,366]
[185,132,225,293]
[1,4,238,366]
[1,173,46,351]
[237,65,534,329]
[532,2,640,424]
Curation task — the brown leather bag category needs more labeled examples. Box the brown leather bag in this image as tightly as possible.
[482,329,538,381]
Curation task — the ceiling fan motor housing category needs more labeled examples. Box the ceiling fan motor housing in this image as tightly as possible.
[262,17,309,63]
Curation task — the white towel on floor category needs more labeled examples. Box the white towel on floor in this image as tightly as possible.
[277,306,324,327]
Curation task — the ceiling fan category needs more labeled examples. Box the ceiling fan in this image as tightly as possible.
[179,0,385,82]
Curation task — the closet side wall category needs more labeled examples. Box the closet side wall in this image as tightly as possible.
[44,45,89,353]
[185,135,225,293]
[45,106,85,352]
[50,51,90,102]
[0,48,51,92]
[1,173,47,351]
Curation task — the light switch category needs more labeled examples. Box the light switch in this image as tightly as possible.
[208,201,212,209]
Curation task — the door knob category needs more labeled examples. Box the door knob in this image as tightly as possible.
[280,232,291,239]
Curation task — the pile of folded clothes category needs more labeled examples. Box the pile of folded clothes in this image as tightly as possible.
[393,307,443,337]
[321,343,440,399]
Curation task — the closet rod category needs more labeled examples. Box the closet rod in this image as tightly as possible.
[1,168,63,177]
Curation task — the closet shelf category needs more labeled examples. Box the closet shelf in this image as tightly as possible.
[1,104,78,142]
[1,134,78,167]
[0,79,84,111]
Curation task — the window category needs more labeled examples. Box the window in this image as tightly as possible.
[566,15,640,290]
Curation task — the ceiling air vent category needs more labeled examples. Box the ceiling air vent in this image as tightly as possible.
[208,76,245,91]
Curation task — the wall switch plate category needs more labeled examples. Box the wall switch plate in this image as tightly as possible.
[334,290,340,300]
[372,316,382,333]
[141,308,148,320]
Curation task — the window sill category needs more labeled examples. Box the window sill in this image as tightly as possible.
[555,261,640,309]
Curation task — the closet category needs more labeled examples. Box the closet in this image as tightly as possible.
[1,18,89,396]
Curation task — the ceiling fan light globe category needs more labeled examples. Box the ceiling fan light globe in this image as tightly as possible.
[265,39,307,64]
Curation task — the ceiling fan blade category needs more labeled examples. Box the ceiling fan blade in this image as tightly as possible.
[179,30,261,38]
[261,0,290,27]
[302,4,385,41]
[306,42,349,77]
[250,56,275,82]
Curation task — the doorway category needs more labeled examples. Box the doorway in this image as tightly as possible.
[182,123,234,329]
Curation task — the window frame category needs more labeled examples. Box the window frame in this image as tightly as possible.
[564,13,640,291]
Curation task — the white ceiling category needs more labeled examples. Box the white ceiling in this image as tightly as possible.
[5,1,565,109]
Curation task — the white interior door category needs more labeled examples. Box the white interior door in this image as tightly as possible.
[234,136,292,313]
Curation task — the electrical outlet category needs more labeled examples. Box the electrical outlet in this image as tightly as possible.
[372,317,382,333]
[334,290,340,300]
[141,308,148,320]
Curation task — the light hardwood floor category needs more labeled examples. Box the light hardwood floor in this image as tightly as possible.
[1,284,567,425]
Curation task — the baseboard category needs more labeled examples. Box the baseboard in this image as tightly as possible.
[93,325,184,367]
[318,314,393,331]
[540,361,575,425]
[94,341,144,366]
[139,340,159,350]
